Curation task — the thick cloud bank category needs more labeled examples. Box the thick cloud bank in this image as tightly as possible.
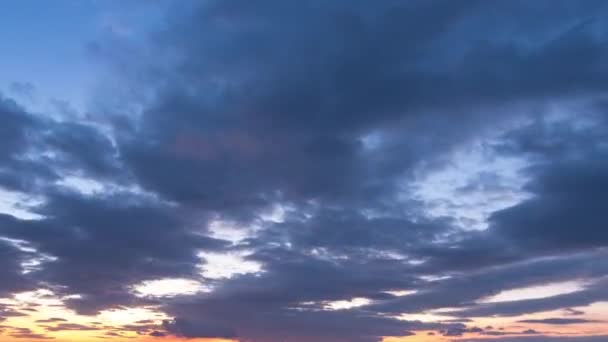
[1,1,608,341]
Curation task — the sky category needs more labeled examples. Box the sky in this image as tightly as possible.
[0,1,607,342]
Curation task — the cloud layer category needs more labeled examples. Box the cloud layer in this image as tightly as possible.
[1,1,608,341]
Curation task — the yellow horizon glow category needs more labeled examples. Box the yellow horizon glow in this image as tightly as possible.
[0,289,606,342]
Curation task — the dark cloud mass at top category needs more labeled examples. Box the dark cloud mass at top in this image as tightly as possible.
[1,0,608,341]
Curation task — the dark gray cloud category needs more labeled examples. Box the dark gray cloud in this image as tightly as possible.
[490,116,608,253]
[517,318,602,325]
[163,308,431,342]
[34,318,68,324]
[0,239,35,297]
[162,247,430,341]
[0,95,37,164]
[0,93,121,194]
[0,0,608,341]
[0,190,227,314]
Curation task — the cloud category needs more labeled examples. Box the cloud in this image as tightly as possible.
[149,330,166,337]
[34,318,68,323]
[517,318,602,325]
[0,239,35,297]
[5,327,54,340]
[453,277,608,317]
[1,0,608,341]
[0,191,228,314]
[491,126,608,252]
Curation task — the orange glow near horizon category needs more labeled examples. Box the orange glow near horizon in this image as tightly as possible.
[0,288,242,342]
[0,288,606,342]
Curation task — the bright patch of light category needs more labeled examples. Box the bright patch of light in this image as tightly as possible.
[419,274,451,282]
[21,254,57,274]
[260,203,288,223]
[582,302,608,321]
[63,294,83,300]
[386,290,417,297]
[208,219,251,244]
[55,175,168,205]
[12,289,64,307]
[1,237,37,253]
[1,238,57,274]
[14,289,54,301]
[98,307,168,325]
[410,137,530,230]
[368,250,407,261]
[308,247,349,261]
[132,278,207,297]
[56,176,105,195]
[324,297,371,310]
[479,280,588,304]
[199,251,262,279]
[0,188,44,220]
[361,130,383,150]
[397,312,455,322]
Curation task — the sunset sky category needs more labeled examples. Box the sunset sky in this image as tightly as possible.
[0,1,607,341]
